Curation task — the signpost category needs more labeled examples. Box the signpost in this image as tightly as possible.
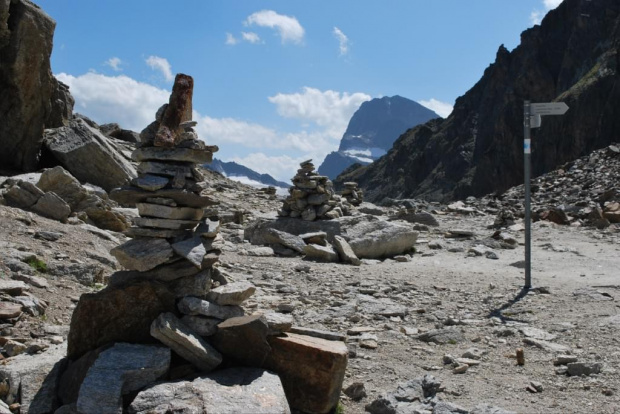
[522,101,568,289]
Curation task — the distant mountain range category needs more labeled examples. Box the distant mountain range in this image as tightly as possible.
[318,96,439,179]
[337,0,620,202]
[204,158,290,189]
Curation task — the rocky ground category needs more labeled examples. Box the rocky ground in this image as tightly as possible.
[1,164,619,413]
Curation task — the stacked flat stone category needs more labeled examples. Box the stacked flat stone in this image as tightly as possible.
[106,73,245,372]
[341,181,363,206]
[279,160,351,220]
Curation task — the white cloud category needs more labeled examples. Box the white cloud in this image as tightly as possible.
[241,32,261,44]
[531,0,564,25]
[333,27,349,56]
[245,10,304,44]
[543,0,563,9]
[225,32,239,45]
[104,57,122,71]
[145,55,174,82]
[268,87,370,138]
[419,98,453,118]
[193,113,280,149]
[55,72,169,131]
[530,10,544,25]
[55,70,370,182]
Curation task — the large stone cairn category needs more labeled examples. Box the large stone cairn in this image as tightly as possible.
[279,160,351,220]
[64,75,348,414]
[341,181,363,206]
[69,73,231,364]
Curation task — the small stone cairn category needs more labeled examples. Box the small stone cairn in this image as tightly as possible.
[278,160,351,220]
[341,181,363,206]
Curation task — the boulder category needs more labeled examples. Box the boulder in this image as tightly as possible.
[0,302,23,319]
[303,243,339,262]
[150,312,222,372]
[67,281,176,359]
[263,228,306,253]
[0,343,67,413]
[265,332,348,414]
[128,368,290,414]
[43,118,136,192]
[0,0,57,171]
[76,343,170,414]
[4,181,44,208]
[30,191,71,221]
[37,166,130,232]
[36,166,86,210]
[245,215,418,259]
[333,235,361,265]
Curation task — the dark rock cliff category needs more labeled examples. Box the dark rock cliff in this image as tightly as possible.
[337,0,620,202]
[0,0,73,172]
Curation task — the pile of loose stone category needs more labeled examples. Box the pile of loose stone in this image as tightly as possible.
[279,160,352,220]
[57,75,347,414]
[341,181,363,206]
[475,143,620,229]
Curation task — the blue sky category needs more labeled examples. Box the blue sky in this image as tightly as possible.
[36,0,563,182]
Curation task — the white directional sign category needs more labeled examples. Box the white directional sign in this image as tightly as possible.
[530,102,569,115]
[522,99,568,290]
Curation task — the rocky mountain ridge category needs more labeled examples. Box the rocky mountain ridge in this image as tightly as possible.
[318,96,438,179]
[337,0,620,202]
[205,158,290,189]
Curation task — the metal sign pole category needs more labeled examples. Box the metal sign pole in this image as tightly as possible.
[523,101,532,289]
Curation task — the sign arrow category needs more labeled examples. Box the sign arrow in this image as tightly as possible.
[530,102,569,116]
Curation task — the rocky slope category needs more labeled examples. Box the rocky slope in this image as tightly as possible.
[318,96,438,179]
[337,0,620,202]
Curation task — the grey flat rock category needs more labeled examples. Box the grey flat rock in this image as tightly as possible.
[0,343,67,413]
[177,296,244,320]
[417,328,465,344]
[128,368,290,414]
[110,238,173,272]
[150,312,222,372]
[171,236,206,268]
[131,174,169,191]
[137,203,203,220]
[77,343,170,414]
[206,281,256,306]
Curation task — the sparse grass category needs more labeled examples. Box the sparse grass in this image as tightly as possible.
[333,401,345,414]
[26,257,48,273]
[448,339,458,345]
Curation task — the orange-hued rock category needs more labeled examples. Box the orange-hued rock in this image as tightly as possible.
[265,333,347,414]
[154,74,193,147]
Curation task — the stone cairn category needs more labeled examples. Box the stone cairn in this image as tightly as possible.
[63,75,347,414]
[341,181,363,206]
[278,159,351,220]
